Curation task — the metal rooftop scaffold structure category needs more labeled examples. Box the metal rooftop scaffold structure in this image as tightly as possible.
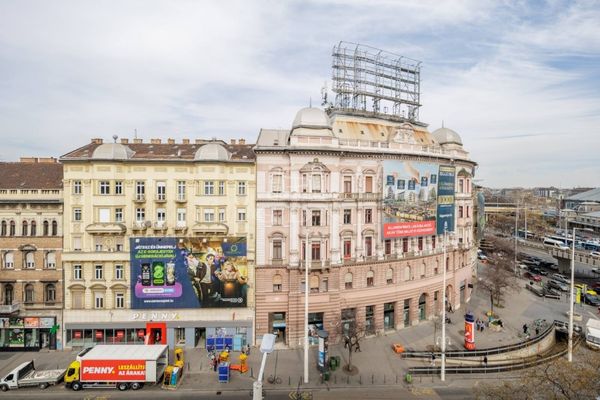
[331,41,422,121]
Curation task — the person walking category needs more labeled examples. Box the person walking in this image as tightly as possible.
[431,353,436,366]
[535,327,540,336]
[483,356,488,367]
[523,324,528,335]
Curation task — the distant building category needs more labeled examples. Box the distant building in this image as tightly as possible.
[564,188,600,210]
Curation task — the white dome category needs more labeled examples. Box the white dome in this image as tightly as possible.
[431,127,463,146]
[195,143,230,161]
[292,107,331,129]
[92,143,134,159]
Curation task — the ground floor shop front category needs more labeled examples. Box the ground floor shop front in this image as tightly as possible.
[0,313,61,351]
[63,308,253,350]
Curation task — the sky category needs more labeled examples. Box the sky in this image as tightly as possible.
[0,0,598,188]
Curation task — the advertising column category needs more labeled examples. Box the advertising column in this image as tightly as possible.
[464,311,475,350]
[436,165,456,235]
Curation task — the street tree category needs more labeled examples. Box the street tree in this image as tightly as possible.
[475,348,600,400]
[478,236,520,313]
[332,315,367,374]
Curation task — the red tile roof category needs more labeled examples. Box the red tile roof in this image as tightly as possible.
[0,162,63,189]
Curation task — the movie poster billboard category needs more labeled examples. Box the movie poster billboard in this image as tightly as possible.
[436,165,456,235]
[383,161,439,238]
[130,237,248,309]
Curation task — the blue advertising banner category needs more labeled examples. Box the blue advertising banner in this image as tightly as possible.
[130,237,248,309]
[436,165,456,235]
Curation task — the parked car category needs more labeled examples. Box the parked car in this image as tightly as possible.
[523,271,541,281]
[591,251,600,258]
[575,284,597,296]
[582,293,600,306]
[548,279,569,292]
[551,273,569,284]
[592,268,600,274]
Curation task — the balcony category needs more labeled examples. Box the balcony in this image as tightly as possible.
[174,223,187,232]
[133,195,146,203]
[132,221,149,231]
[300,260,331,271]
[153,221,167,231]
[154,195,167,203]
[191,222,228,235]
[175,195,187,203]
[338,192,382,201]
[0,302,20,314]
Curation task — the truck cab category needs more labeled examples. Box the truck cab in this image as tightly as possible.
[0,368,19,391]
[64,361,80,388]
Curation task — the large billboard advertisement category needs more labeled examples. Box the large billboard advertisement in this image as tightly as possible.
[130,237,248,309]
[383,161,439,238]
[81,360,146,381]
[436,165,456,235]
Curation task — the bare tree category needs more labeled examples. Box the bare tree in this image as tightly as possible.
[332,314,367,373]
[478,236,520,313]
[475,348,600,400]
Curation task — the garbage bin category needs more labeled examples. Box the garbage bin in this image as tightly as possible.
[322,371,330,381]
[405,373,412,383]
[329,358,336,371]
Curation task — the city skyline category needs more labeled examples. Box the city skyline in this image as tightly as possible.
[1,0,599,187]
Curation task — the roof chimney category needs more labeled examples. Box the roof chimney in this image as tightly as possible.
[167,138,175,145]
[120,138,129,144]
[230,139,236,145]
[133,138,143,144]
[182,138,190,144]
[150,138,161,144]
[239,138,246,145]
[91,138,103,144]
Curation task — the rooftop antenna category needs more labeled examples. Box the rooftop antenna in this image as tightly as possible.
[309,97,312,108]
[112,134,118,143]
[134,129,138,139]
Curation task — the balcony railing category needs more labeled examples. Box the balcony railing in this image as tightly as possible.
[338,192,382,201]
[0,302,20,313]
[153,221,167,231]
[133,195,145,203]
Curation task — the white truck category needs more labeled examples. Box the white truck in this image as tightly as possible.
[0,360,65,391]
[64,344,169,391]
[585,318,600,350]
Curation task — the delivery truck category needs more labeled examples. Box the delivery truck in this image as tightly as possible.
[64,344,169,391]
[0,360,65,391]
[585,318,600,350]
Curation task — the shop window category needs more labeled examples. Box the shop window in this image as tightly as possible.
[384,302,395,330]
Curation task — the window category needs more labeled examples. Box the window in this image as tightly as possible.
[320,277,329,293]
[74,208,82,221]
[73,180,82,194]
[204,209,215,222]
[301,174,308,192]
[4,252,14,269]
[237,208,246,221]
[1,220,5,236]
[312,174,321,193]
[135,208,145,222]
[459,179,464,193]
[177,181,186,200]
[46,252,56,269]
[73,265,82,280]
[466,206,470,218]
[218,181,225,195]
[177,208,186,225]
[386,267,394,284]
[418,237,423,251]
[365,209,372,224]
[458,206,463,218]
[204,181,214,195]
[273,210,283,226]
[311,242,321,261]
[366,270,374,287]
[365,176,373,193]
[95,264,103,280]
[71,291,84,309]
[25,252,35,268]
[115,264,124,280]
[344,272,353,289]
[45,284,56,302]
[311,210,321,226]
[272,174,283,193]
[99,208,110,223]
[115,208,123,222]
[51,220,57,236]
[385,239,392,255]
[135,181,145,200]
[404,266,411,281]
[237,181,246,195]
[42,220,49,236]
[156,208,166,222]
[343,240,352,259]
[156,181,166,200]
[94,292,104,309]
[310,275,319,293]
[30,221,36,236]
[99,181,110,195]
[115,181,123,194]
[22,220,28,236]
[365,237,373,257]
[9,221,15,236]
[24,284,34,303]
[272,274,283,292]
[432,236,436,249]
[115,293,125,308]
[343,209,351,224]
[218,208,226,222]
[343,176,352,193]
[272,240,282,260]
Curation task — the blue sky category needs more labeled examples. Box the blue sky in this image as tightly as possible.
[0,0,598,187]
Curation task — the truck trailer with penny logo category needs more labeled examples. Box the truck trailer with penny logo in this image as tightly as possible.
[64,344,168,391]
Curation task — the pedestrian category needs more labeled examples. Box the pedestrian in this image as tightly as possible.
[481,322,485,333]
[535,327,540,336]
[523,324,528,335]
[431,353,436,366]
[483,356,488,367]
[212,355,218,372]
[355,341,361,352]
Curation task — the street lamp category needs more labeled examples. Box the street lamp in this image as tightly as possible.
[514,201,519,275]
[568,226,576,362]
[253,333,277,400]
[441,227,448,381]
[304,223,310,383]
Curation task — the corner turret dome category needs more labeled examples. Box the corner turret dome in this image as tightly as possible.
[195,143,230,161]
[92,143,134,159]
[292,107,331,129]
[431,127,463,146]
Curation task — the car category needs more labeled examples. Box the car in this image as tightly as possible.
[551,273,569,284]
[478,254,488,261]
[591,282,600,291]
[548,279,569,292]
[591,251,600,258]
[574,284,597,296]
[592,268,600,274]
[582,293,600,306]
[537,269,548,276]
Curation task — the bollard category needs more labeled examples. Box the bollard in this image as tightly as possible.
[384,375,386,384]
[251,367,254,378]
[371,374,374,384]
[289,376,291,385]
[396,374,398,384]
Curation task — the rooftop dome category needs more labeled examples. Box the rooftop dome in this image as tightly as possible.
[195,142,230,161]
[431,127,463,146]
[292,107,331,129]
[92,143,134,159]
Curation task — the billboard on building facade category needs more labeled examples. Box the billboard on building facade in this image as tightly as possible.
[130,237,248,309]
[383,161,440,238]
[436,165,456,235]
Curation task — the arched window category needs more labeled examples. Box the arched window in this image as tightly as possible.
[418,293,427,321]
[22,220,28,236]
[404,266,411,281]
[446,256,451,271]
[310,275,320,293]
[3,283,14,305]
[51,220,58,236]
[366,270,374,287]
[9,221,15,236]
[45,284,56,302]
[4,252,14,268]
[25,252,35,269]
[344,272,353,289]
[30,220,36,236]
[24,284,34,303]
[0,220,6,236]
[43,220,49,236]
[272,274,282,292]
[46,252,56,269]
[386,267,394,284]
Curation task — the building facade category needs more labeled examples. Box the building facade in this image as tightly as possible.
[254,108,477,347]
[0,158,63,350]
[60,138,255,349]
